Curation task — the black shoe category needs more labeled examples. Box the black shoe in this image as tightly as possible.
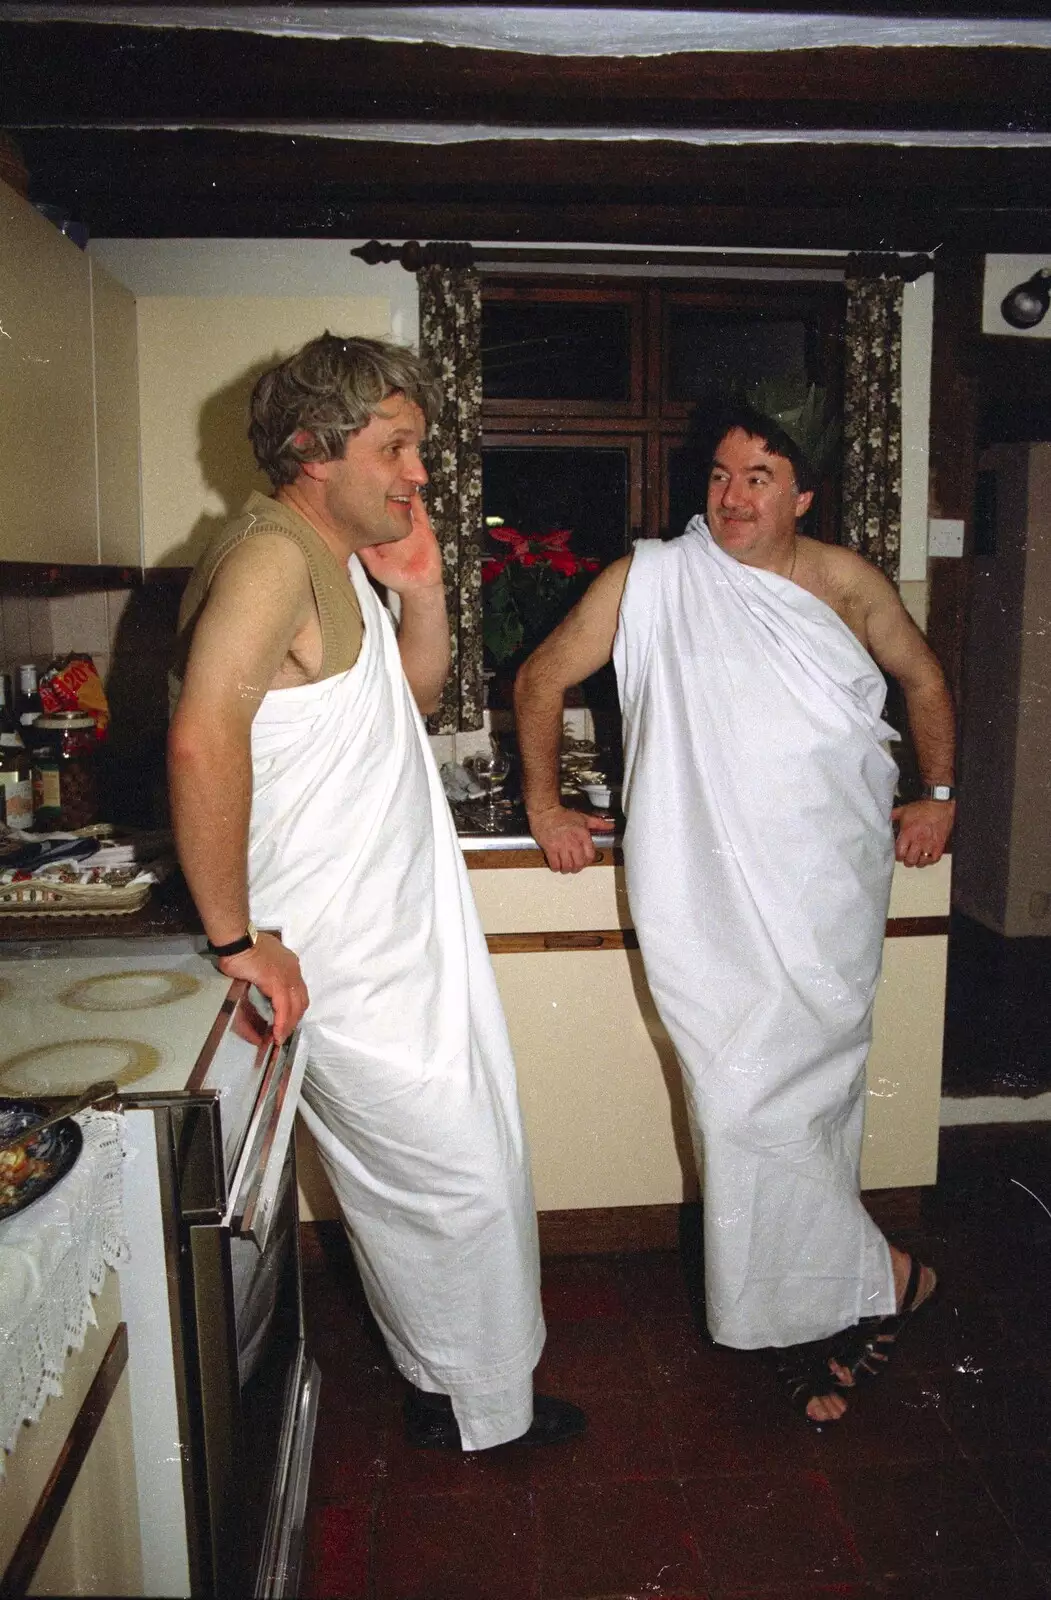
[403,1385,587,1450]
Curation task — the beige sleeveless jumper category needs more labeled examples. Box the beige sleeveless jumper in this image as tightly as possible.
[172,492,364,697]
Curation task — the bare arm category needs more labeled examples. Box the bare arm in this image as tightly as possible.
[167,537,313,1039]
[515,556,631,872]
[358,493,450,714]
[861,564,956,867]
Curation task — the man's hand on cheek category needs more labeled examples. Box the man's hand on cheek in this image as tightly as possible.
[359,494,444,592]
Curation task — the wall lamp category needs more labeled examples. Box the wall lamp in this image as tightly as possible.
[1001,268,1051,330]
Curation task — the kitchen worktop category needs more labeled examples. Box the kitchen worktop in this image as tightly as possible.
[0,811,617,945]
[0,873,207,944]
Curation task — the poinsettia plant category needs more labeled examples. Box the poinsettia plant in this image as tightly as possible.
[482,526,600,665]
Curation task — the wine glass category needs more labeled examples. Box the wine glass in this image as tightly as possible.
[469,736,511,831]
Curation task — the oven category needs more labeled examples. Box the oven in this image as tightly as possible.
[143,981,320,1599]
[0,937,320,1598]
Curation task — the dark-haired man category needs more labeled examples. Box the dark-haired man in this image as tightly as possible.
[515,405,954,1424]
[169,333,584,1452]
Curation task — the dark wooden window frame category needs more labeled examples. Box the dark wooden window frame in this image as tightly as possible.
[481,274,846,547]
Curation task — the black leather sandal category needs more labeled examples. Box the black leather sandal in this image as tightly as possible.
[772,1337,846,1426]
[830,1255,937,1390]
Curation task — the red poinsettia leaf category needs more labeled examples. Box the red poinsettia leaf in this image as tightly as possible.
[534,528,573,551]
[489,526,530,557]
[547,551,579,576]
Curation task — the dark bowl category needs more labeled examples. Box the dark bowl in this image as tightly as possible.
[0,1098,84,1221]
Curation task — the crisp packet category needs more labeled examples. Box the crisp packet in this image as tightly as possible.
[38,653,110,739]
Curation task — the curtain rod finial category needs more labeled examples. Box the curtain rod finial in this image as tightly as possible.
[352,239,475,273]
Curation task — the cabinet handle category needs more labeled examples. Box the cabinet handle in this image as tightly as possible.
[544,932,608,950]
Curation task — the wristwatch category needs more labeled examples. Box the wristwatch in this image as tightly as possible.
[206,921,258,958]
[922,784,956,802]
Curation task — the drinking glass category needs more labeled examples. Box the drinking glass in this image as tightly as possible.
[468,736,511,831]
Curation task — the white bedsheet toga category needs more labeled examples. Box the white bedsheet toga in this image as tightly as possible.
[614,519,899,1349]
[245,555,544,1449]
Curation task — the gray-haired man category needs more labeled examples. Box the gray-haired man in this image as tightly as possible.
[169,333,584,1451]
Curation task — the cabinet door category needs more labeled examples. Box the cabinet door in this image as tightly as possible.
[91,261,141,567]
[0,181,98,562]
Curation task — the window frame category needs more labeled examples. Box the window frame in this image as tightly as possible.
[481,272,847,548]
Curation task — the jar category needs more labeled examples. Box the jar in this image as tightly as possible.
[31,712,98,830]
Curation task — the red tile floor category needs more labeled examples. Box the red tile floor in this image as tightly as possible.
[299,1127,1051,1599]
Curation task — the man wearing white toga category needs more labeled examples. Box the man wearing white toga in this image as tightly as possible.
[168,334,584,1452]
[515,404,954,1425]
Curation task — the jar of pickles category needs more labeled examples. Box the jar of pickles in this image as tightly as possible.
[31,712,99,830]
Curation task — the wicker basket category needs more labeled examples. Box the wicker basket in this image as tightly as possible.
[0,879,152,917]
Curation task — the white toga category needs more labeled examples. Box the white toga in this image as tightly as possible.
[614,519,899,1348]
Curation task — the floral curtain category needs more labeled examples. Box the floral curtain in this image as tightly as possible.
[417,263,484,733]
[840,269,904,584]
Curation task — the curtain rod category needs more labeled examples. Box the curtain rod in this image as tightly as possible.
[351,240,935,280]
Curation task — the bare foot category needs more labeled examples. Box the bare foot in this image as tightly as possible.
[806,1389,848,1423]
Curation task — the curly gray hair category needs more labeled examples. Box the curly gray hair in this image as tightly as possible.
[248,332,442,487]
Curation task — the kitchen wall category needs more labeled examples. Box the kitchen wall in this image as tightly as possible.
[76,239,935,778]
[0,240,416,816]
[88,238,416,568]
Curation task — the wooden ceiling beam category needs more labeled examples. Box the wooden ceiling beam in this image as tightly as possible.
[3,23,1050,132]
[15,128,1051,203]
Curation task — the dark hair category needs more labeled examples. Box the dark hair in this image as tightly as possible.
[707,400,816,494]
[248,332,442,487]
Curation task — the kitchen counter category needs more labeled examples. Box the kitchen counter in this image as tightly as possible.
[0,812,610,946]
[0,873,206,944]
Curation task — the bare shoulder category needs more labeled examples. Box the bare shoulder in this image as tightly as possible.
[797,538,903,645]
[182,532,322,703]
[802,538,893,601]
[587,552,633,610]
[518,553,634,691]
[208,530,314,607]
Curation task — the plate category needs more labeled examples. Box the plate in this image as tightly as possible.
[0,1098,83,1222]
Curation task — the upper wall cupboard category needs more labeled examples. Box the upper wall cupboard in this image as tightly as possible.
[0,180,140,566]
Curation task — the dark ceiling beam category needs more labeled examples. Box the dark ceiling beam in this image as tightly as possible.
[15,128,1051,201]
[3,24,1051,132]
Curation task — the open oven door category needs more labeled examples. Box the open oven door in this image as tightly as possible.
[189,1026,320,1598]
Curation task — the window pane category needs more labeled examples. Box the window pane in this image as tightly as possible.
[666,444,710,540]
[482,303,632,401]
[666,309,809,403]
[482,447,629,565]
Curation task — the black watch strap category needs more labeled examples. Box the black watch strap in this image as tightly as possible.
[206,921,258,958]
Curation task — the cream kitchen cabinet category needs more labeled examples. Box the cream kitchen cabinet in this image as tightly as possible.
[0,179,140,566]
[467,850,951,1214]
[295,848,951,1227]
[0,1270,142,1597]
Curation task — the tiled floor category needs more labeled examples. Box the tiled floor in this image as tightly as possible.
[299,1127,1051,1599]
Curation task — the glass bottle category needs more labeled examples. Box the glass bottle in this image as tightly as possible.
[0,697,33,826]
[0,674,21,745]
[16,664,42,733]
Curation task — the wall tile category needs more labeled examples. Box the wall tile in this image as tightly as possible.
[26,596,53,660]
[46,595,78,656]
[1,595,32,663]
[70,592,111,656]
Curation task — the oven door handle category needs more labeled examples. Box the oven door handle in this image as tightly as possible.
[224,1030,310,1252]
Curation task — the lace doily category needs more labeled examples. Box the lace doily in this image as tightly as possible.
[0,1109,129,1473]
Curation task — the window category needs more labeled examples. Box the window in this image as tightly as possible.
[480,275,845,688]
[483,275,843,541]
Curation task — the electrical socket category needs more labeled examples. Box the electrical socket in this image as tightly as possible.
[928,518,965,558]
